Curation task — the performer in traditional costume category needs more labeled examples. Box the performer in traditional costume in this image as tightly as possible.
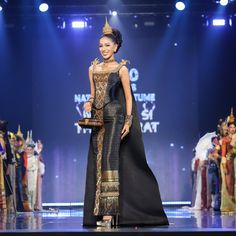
[34,140,45,211]
[191,149,198,208]
[14,126,26,212]
[8,132,17,213]
[207,137,221,211]
[0,123,7,212]
[220,108,236,212]
[82,18,168,227]
[192,132,216,210]
[230,132,236,203]
[0,120,14,213]
[23,131,39,211]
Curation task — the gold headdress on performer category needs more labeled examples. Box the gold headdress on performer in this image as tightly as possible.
[16,125,24,139]
[8,132,16,140]
[227,107,235,123]
[102,17,113,35]
[26,130,35,148]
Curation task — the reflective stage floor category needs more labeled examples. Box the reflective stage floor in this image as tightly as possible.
[0,206,236,236]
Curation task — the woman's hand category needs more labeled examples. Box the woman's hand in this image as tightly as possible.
[121,123,130,140]
[83,102,92,112]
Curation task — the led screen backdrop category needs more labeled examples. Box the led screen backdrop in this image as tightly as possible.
[32,30,199,203]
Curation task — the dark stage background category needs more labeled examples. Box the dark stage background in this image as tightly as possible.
[1,6,236,203]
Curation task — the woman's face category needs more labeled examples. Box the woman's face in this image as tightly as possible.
[228,124,236,135]
[220,122,228,136]
[99,36,117,60]
[26,146,34,155]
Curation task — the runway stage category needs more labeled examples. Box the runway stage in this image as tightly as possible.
[0,207,235,236]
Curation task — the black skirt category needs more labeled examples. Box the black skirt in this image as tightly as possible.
[83,90,168,226]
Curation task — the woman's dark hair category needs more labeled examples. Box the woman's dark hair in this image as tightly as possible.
[228,121,236,127]
[102,28,123,53]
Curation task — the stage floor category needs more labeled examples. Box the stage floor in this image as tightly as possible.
[0,206,236,235]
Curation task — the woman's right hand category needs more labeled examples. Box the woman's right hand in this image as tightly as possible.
[83,102,92,112]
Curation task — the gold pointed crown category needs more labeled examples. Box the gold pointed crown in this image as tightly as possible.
[102,17,113,35]
[16,124,24,138]
[227,107,235,123]
[8,132,16,140]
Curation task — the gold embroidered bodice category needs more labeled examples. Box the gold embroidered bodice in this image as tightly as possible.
[93,72,110,109]
[91,58,129,110]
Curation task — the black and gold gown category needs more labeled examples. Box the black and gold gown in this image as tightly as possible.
[83,59,169,226]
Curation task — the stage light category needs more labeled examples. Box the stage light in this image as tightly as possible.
[39,3,49,12]
[111,10,117,16]
[0,5,2,11]
[109,10,118,16]
[175,1,185,11]
[71,21,87,29]
[219,0,229,6]
[212,18,226,26]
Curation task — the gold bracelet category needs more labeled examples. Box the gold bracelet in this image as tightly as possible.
[125,115,133,127]
[86,96,94,104]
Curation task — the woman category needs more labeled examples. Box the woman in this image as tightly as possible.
[220,118,236,212]
[83,18,168,227]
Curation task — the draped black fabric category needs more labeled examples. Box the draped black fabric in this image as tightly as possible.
[83,71,169,226]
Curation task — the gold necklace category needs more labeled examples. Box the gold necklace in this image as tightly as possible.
[103,58,116,64]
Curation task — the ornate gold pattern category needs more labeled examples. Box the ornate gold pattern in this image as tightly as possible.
[125,114,133,127]
[93,126,105,216]
[93,109,103,122]
[93,73,109,109]
[102,170,119,182]
[102,17,113,35]
[101,182,119,197]
[91,58,100,67]
[120,59,129,66]
[100,170,119,215]
[91,58,129,110]
[99,196,119,215]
